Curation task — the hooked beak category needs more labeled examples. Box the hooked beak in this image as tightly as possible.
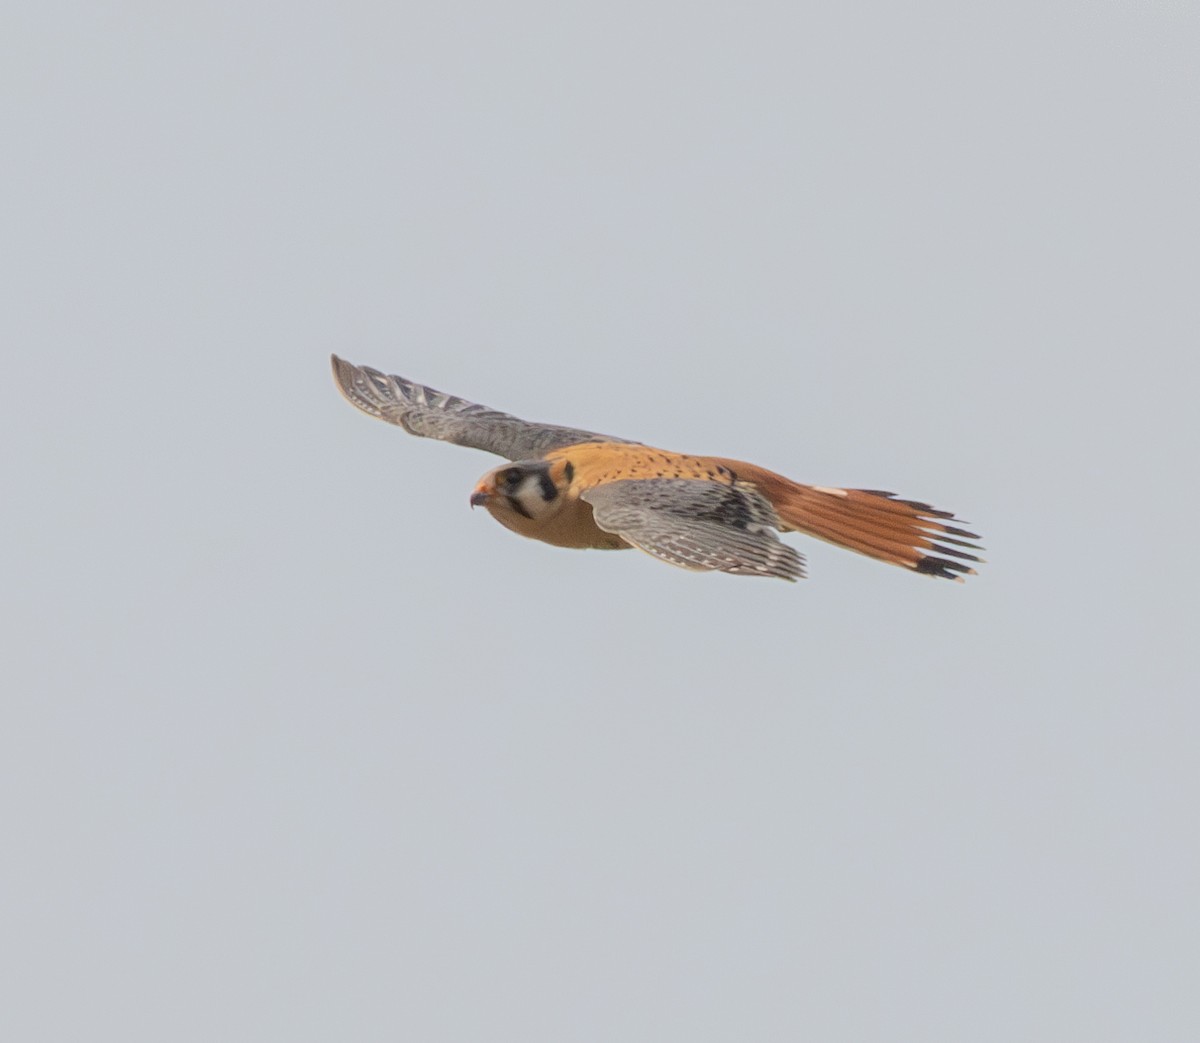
[469,489,490,509]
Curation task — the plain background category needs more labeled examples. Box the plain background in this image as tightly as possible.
[3,2,1198,1040]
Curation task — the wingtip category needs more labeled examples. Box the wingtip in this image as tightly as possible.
[330,354,383,417]
[330,354,348,397]
[330,354,362,403]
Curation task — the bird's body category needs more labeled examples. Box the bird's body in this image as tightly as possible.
[498,443,746,549]
[331,355,983,583]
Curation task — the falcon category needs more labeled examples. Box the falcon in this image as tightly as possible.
[331,356,983,582]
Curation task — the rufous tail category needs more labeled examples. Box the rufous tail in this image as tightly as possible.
[720,462,984,580]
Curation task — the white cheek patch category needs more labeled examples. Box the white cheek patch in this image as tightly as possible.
[512,476,556,519]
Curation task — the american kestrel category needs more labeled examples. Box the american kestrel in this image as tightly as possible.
[331,356,983,582]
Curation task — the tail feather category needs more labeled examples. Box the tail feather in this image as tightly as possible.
[785,497,933,566]
[717,462,984,581]
[846,489,957,521]
[783,486,983,581]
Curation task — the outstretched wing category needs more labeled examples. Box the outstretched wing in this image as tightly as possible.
[581,478,805,581]
[331,355,632,461]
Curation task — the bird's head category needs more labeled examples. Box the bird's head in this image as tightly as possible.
[470,459,574,529]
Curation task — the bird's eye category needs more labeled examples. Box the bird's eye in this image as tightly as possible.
[504,468,523,487]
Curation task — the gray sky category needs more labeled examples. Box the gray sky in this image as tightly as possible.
[3,2,1198,1040]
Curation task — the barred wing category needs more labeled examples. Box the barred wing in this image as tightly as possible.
[581,478,805,582]
[331,356,632,461]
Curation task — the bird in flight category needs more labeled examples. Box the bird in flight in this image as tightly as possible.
[331,356,983,583]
